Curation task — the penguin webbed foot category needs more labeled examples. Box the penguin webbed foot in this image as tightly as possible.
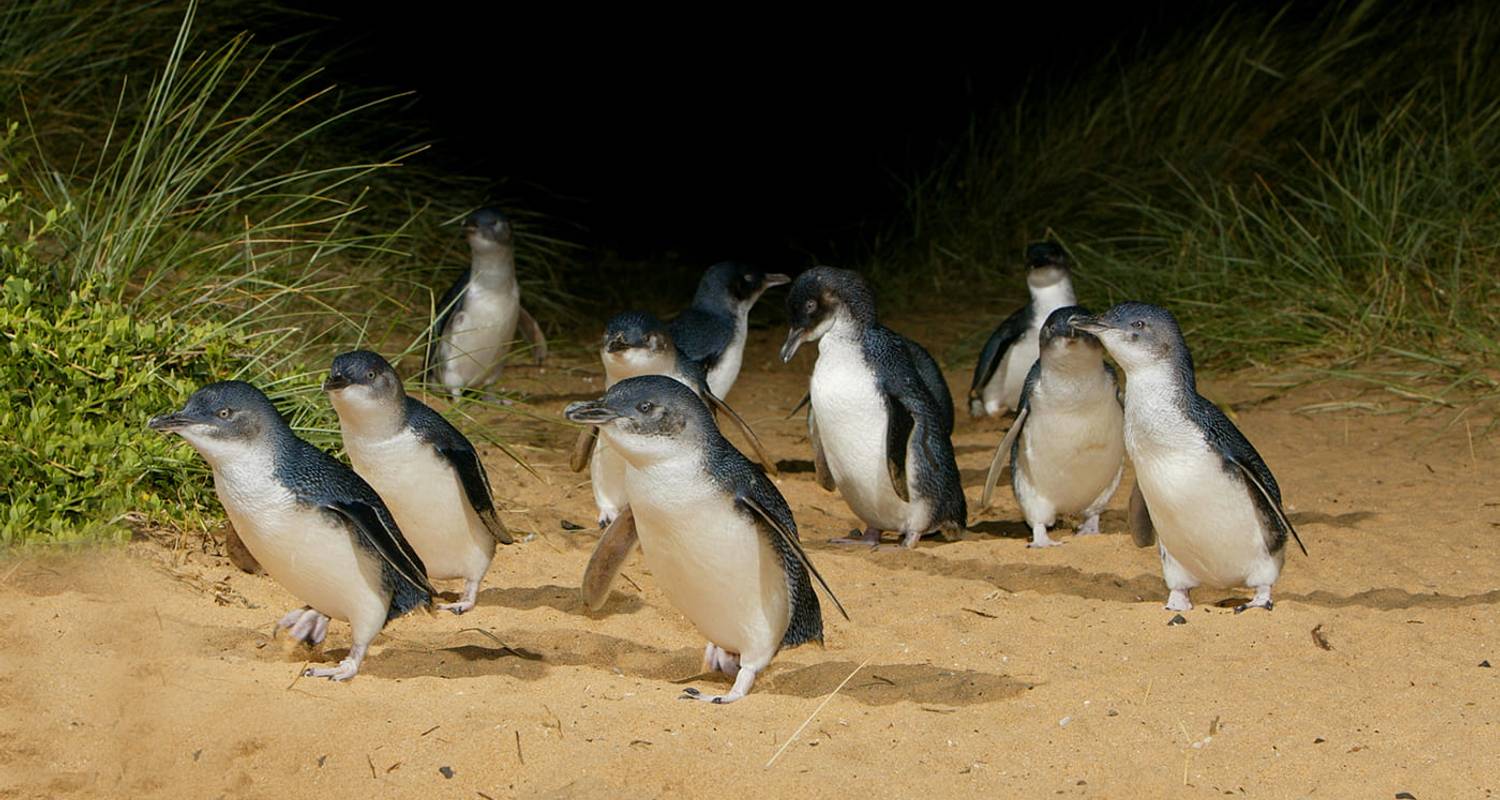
[1234,589,1274,614]
[277,606,330,646]
[829,527,882,548]
[680,665,758,705]
[1164,589,1193,612]
[304,643,368,682]
[1027,523,1064,548]
[438,579,481,615]
[1075,515,1102,536]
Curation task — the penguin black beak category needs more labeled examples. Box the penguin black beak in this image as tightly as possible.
[780,327,806,363]
[147,411,193,433]
[1072,318,1111,335]
[564,400,623,426]
[604,336,634,354]
[764,273,792,289]
[322,373,352,392]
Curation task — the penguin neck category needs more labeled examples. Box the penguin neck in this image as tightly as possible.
[1028,278,1076,321]
[1119,360,1194,417]
[469,244,516,289]
[602,347,678,387]
[330,393,407,442]
[1037,347,1113,402]
[820,307,869,347]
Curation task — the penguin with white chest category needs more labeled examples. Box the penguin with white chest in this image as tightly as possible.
[968,242,1078,417]
[781,267,967,548]
[325,351,513,614]
[149,381,434,680]
[569,311,776,529]
[668,262,791,399]
[981,306,1125,547]
[1074,302,1307,612]
[425,208,548,398]
[564,376,847,704]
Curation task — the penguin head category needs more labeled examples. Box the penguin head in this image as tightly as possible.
[600,311,677,383]
[463,207,513,250]
[324,350,404,416]
[1038,306,1106,369]
[780,266,876,362]
[563,375,710,464]
[697,262,792,307]
[148,381,285,463]
[1025,241,1072,290]
[1074,302,1189,374]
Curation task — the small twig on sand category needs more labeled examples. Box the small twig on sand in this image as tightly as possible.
[514,730,524,765]
[287,662,309,691]
[765,656,871,769]
[620,573,643,593]
[458,628,526,658]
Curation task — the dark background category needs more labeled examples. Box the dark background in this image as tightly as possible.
[264,3,1230,265]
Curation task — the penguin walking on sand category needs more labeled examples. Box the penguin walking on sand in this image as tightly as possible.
[669,262,790,398]
[324,351,513,614]
[569,311,776,529]
[781,267,966,548]
[149,382,434,680]
[968,241,1078,417]
[980,306,1124,548]
[564,376,847,704]
[426,208,548,398]
[1074,302,1306,612]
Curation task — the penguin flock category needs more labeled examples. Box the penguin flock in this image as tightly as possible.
[149,208,1304,701]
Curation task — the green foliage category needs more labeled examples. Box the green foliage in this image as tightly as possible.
[0,1,580,547]
[888,1,1500,389]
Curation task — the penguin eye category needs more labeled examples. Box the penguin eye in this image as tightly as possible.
[636,401,654,414]
[1131,320,1146,330]
[743,274,756,284]
[217,407,232,419]
[803,299,817,314]
[365,370,376,381]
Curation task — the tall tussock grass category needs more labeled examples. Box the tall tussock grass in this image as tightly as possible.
[889,1,1500,400]
[1,1,570,546]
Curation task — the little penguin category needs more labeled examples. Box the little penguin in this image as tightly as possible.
[564,376,847,704]
[325,350,513,614]
[148,381,434,680]
[570,311,775,529]
[1074,302,1307,612]
[968,241,1078,417]
[781,266,967,548]
[980,306,1125,548]
[668,261,791,399]
[425,208,548,398]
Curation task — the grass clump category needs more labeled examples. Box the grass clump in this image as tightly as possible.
[1,2,574,546]
[889,0,1500,398]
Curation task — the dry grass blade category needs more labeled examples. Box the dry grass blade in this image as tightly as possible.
[765,656,871,769]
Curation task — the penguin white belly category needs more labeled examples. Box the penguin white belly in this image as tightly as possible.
[590,435,628,525]
[810,340,913,532]
[1016,390,1124,518]
[707,317,748,398]
[440,283,520,390]
[1129,432,1277,589]
[213,463,388,624]
[345,431,493,582]
[623,457,788,666]
[989,329,1039,413]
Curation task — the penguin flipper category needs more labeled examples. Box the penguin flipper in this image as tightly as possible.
[904,337,955,435]
[1231,459,1308,556]
[324,498,437,598]
[737,492,849,622]
[424,270,470,383]
[440,443,513,545]
[703,389,778,476]
[981,405,1028,508]
[968,306,1029,416]
[570,426,598,472]
[807,406,835,491]
[884,393,914,503]
[517,306,548,365]
[1195,395,1307,557]
[1127,480,1156,547]
[582,506,638,611]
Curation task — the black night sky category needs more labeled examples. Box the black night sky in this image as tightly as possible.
[269,3,1232,264]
